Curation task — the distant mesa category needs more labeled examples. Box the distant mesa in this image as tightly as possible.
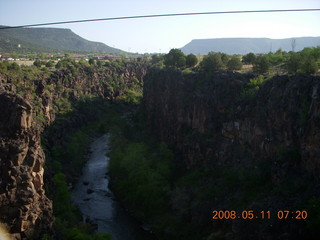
[180,37,320,55]
[0,26,124,54]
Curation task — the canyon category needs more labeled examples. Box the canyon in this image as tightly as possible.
[0,61,147,239]
[0,59,320,239]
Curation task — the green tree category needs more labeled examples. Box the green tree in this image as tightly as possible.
[267,50,285,66]
[45,60,55,68]
[33,60,42,67]
[253,55,270,74]
[52,173,73,217]
[7,62,20,71]
[287,49,319,74]
[220,53,230,66]
[200,52,224,73]
[242,52,256,65]
[286,53,300,73]
[240,75,265,100]
[164,49,186,68]
[88,58,95,65]
[300,57,318,74]
[186,54,198,67]
[299,47,319,74]
[227,56,243,70]
[55,61,62,69]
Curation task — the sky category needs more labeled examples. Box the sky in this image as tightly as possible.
[0,0,319,53]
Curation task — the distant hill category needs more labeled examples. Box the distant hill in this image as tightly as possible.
[0,26,124,54]
[180,37,320,55]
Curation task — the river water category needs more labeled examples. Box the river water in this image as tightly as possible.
[72,134,156,240]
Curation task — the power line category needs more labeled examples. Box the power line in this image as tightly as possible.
[0,8,319,30]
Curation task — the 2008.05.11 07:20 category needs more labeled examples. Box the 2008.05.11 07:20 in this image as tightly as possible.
[212,210,308,220]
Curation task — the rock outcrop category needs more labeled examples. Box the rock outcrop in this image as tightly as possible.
[0,92,53,239]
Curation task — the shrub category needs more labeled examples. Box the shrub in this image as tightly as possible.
[33,60,42,67]
[186,54,198,67]
[242,52,256,64]
[227,56,243,70]
[164,49,186,68]
[286,47,320,74]
[200,52,225,72]
[240,75,265,100]
[7,62,20,71]
[253,55,270,74]
[45,60,55,68]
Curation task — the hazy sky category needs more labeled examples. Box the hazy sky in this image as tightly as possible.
[0,0,319,53]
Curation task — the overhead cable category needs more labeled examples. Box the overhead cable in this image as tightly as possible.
[0,8,319,30]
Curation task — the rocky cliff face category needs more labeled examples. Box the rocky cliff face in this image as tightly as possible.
[0,62,147,239]
[143,69,320,239]
[0,91,53,239]
[144,69,320,173]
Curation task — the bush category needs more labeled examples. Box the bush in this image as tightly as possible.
[7,62,20,71]
[227,56,243,70]
[88,58,95,65]
[186,54,198,67]
[109,140,173,217]
[34,60,43,67]
[286,53,300,74]
[267,50,286,66]
[301,57,318,74]
[242,52,256,64]
[45,60,55,68]
[253,55,271,74]
[240,75,265,100]
[200,52,225,73]
[164,49,186,68]
[286,47,320,74]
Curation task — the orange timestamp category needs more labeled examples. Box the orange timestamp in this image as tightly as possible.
[212,210,308,220]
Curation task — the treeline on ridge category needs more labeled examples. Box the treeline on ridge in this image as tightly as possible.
[152,47,320,75]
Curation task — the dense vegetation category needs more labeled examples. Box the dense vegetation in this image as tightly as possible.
[108,108,210,239]
[158,47,320,75]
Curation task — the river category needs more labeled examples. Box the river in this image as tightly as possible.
[72,134,156,240]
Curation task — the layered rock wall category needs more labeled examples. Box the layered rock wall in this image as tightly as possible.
[0,92,53,239]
